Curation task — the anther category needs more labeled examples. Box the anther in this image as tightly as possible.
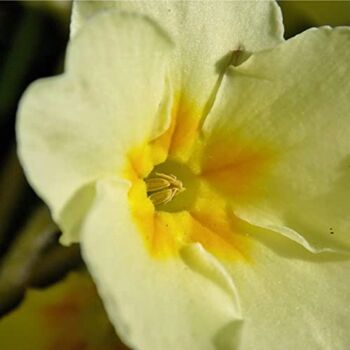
[145,172,185,206]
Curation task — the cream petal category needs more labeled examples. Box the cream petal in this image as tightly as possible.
[202,27,350,253]
[81,178,242,350]
[226,228,350,350]
[71,0,284,113]
[17,11,172,243]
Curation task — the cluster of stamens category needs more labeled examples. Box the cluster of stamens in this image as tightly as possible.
[145,172,185,206]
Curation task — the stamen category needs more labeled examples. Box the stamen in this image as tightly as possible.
[145,172,185,206]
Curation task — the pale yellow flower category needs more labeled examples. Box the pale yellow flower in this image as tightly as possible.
[17,1,350,350]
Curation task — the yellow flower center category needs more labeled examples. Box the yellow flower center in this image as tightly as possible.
[126,96,274,261]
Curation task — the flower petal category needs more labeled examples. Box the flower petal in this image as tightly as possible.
[71,0,284,112]
[17,11,172,242]
[226,228,350,349]
[202,27,350,253]
[81,178,242,350]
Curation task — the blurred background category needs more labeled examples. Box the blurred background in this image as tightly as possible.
[0,1,349,349]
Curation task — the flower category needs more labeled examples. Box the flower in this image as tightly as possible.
[17,1,350,350]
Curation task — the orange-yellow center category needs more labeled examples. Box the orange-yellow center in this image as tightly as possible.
[126,96,273,261]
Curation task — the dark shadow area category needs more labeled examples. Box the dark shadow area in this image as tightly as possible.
[0,1,69,260]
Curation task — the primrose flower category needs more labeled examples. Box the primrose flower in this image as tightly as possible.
[17,1,350,350]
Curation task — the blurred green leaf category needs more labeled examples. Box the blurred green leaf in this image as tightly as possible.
[0,207,55,314]
[280,1,350,38]
[0,207,82,316]
[0,271,129,350]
